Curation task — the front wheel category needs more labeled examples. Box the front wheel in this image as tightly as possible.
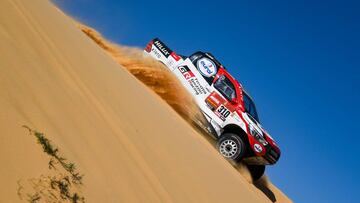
[247,165,265,182]
[217,133,246,162]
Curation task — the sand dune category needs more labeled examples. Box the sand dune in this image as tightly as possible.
[0,0,290,202]
[78,22,291,203]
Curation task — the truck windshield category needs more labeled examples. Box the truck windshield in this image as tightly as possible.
[243,92,260,123]
[214,75,236,101]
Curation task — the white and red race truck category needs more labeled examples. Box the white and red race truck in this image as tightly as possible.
[144,38,281,180]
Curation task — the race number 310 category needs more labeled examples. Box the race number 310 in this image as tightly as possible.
[217,105,230,119]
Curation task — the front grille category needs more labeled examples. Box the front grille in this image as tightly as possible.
[269,149,279,160]
[264,147,280,164]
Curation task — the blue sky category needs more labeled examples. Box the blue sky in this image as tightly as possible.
[53,0,360,202]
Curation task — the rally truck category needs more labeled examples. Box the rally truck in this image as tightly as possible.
[144,38,281,181]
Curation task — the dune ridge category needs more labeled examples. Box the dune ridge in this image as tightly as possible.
[0,0,290,202]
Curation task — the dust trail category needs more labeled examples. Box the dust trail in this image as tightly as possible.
[77,24,263,185]
[78,24,206,127]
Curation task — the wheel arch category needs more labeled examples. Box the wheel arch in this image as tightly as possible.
[222,124,252,156]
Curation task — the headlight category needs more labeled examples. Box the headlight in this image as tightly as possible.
[248,124,268,146]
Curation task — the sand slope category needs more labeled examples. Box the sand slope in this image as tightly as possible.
[0,0,289,202]
[77,17,291,203]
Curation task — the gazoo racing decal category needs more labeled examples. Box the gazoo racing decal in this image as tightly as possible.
[197,58,217,77]
[153,39,171,57]
[215,105,231,121]
[178,66,207,95]
[178,66,195,79]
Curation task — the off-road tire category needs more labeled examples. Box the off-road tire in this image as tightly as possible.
[217,133,246,162]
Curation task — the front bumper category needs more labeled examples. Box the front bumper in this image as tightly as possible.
[244,144,280,165]
[263,145,280,165]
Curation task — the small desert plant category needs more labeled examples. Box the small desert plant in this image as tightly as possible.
[18,126,85,203]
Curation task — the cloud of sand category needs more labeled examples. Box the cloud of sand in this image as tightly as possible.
[78,24,206,128]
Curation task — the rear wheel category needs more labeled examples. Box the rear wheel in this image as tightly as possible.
[247,165,265,182]
[217,133,246,162]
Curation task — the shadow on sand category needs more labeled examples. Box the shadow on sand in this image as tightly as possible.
[254,177,277,202]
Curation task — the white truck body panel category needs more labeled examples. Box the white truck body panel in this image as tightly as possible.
[145,42,248,137]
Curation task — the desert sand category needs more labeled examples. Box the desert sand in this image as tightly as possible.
[0,0,290,202]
